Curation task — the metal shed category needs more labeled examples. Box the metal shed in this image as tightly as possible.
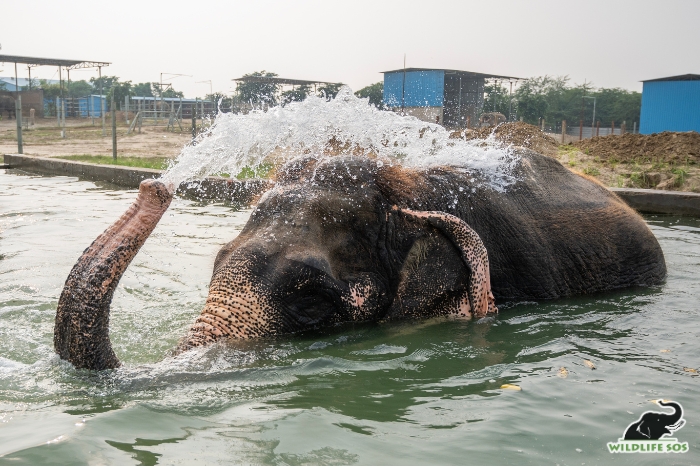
[382,68,520,128]
[640,74,700,134]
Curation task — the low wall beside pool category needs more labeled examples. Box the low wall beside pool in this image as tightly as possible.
[4,153,700,216]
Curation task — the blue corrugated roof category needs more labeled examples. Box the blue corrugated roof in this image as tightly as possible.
[641,74,700,82]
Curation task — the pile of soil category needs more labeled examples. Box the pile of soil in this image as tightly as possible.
[573,131,700,164]
[460,122,559,156]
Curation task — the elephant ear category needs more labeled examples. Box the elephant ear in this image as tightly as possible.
[396,208,497,318]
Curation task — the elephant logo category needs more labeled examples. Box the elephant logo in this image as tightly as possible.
[623,400,685,440]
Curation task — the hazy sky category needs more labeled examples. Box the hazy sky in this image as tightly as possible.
[1,0,698,97]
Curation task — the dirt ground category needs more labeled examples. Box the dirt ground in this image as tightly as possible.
[0,116,192,159]
[459,122,560,157]
[454,123,700,192]
[560,132,700,192]
[3,117,699,192]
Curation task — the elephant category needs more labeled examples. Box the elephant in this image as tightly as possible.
[54,149,666,370]
[0,95,16,120]
[623,400,685,440]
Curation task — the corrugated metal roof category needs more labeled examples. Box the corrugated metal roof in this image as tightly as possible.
[131,96,212,103]
[641,74,700,82]
[381,67,521,80]
[0,54,110,69]
[232,76,340,86]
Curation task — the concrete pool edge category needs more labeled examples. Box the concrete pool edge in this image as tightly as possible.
[4,153,700,216]
[608,187,700,217]
[3,153,273,204]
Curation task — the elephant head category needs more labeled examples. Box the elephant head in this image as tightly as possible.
[623,400,685,440]
[55,157,497,370]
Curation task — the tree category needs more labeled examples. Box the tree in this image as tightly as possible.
[235,71,279,106]
[20,78,39,91]
[132,82,154,97]
[152,82,184,98]
[67,80,93,97]
[591,88,641,127]
[281,85,311,105]
[483,82,512,118]
[355,82,384,109]
[89,75,119,96]
[511,76,641,128]
[39,79,62,100]
[107,81,133,106]
[205,92,233,114]
[317,83,343,100]
[513,77,549,123]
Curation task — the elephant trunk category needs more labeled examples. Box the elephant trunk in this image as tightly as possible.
[176,263,277,351]
[659,400,683,426]
[54,180,172,370]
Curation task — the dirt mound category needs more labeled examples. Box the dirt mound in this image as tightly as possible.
[573,131,700,164]
[459,122,559,156]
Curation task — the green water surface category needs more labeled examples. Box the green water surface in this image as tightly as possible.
[0,170,698,465]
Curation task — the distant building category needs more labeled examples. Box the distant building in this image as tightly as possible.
[381,68,520,128]
[0,77,59,91]
[640,74,700,134]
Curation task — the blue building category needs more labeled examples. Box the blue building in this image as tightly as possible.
[78,95,106,117]
[640,74,700,134]
[382,68,519,127]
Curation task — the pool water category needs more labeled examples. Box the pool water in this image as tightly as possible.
[1,169,699,465]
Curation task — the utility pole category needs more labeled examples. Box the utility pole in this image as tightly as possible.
[159,72,191,124]
[583,96,596,137]
[401,54,406,115]
[196,80,212,96]
[99,66,105,137]
[14,61,23,154]
[508,80,513,121]
[111,95,117,160]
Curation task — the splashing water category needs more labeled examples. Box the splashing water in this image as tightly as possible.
[160,86,519,192]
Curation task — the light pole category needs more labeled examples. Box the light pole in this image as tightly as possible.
[196,80,212,96]
[583,96,596,133]
[159,72,191,122]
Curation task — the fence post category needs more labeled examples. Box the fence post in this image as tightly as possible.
[633,121,637,134]
[16,96,23,154]
[192,99,197,139]
[621,121,626,135]
[541,118,545,132]
[561,120,566,144]
[596,120,600,137]
[611,121,615,136]
[111,96,117,161]
[125,95,130,124]
[579,120,583,141]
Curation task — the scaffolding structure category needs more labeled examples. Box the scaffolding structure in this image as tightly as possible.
[0,54,110,153]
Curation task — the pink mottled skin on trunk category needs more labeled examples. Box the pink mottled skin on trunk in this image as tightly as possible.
[54,179,173,370]
[94,181,174,293]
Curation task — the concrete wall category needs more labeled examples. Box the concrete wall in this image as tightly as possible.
[393,106,443,124]
[610,187,700,217]
[4,154,700,216]
[0,90,44,118]
[3,154,272,204]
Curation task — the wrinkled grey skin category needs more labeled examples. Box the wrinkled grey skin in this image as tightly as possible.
[55,150,666,370]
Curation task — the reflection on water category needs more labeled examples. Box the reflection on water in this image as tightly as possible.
[1,170,699,465]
